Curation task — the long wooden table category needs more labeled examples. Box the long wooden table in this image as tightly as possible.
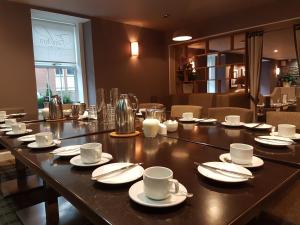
[165,122,300,168]
[0,120,299,225]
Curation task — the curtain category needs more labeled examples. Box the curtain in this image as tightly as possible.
[246,31,264,118]
[294,25,300,73]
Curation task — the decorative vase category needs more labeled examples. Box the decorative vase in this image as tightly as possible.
[282,82,291,87]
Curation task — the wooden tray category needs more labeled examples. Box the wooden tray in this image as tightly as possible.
[110,131,140,138]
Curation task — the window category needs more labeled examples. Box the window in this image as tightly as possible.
[31,10,88,108]
[207,54,217,93]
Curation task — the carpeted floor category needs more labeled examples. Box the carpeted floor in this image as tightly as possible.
[0,155,22,225]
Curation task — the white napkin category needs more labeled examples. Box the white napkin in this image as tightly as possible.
[78,111,89,120]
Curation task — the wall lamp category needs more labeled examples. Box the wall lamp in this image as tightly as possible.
[131,42,139,56]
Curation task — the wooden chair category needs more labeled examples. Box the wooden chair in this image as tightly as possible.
[171,105,202,118]
[207,107,253,123]
[139,103,165,109]
[266,111,300,129]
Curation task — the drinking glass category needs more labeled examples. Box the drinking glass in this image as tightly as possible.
[96,88,108,123]
[110,88,119,107]
[71,104,80,118]
[146,107,166,122]
[107,88,119,124]
[88,105,97,120]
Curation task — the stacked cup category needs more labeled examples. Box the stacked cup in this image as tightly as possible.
[0,111,6,122]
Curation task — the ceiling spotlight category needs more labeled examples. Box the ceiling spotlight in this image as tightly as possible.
[172,30,192,42]
[273,49,278,53]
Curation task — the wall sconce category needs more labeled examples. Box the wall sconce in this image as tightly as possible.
[131,42,139,56]
[275,66,280,76]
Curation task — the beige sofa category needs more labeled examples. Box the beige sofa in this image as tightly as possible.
[270,87,300,103]
[157,92,250,116]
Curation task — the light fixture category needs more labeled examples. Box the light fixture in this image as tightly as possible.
[172,30,192,42]
[273,49,278,53]
[275,66,280,76]
[131,42,139,56]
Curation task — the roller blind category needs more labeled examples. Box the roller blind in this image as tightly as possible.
[32,19,76,63]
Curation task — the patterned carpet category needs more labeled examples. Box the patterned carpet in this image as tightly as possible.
[0,157,30,225]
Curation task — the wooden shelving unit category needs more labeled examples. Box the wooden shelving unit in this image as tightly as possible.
[173,33,247,94]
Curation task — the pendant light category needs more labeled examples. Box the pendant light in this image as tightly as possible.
[172,30,192,41]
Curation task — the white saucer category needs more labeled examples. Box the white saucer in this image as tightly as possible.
[254,136,293,147]
[270,132,300,140]
[9,113,26,117]
[17,134,36,142]
[244,123,273,130]
[0,128,12,132]
[27,140,61,149]
[221,122,245,127]
[197,118,217,123]
[70,153,113,167]
[197,162,252,183]
[6,129,33,136]
[129,180,187,208]
[219,153,264,168]
[92,162,144,184]
[51,145,81,157]
[179,118,198,122]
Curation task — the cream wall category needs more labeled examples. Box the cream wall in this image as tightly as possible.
[0,1,37,116]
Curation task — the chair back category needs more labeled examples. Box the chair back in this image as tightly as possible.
[188,93,216,117]
[267,111,300,129]
[139,103,165,109]
[207,107,253,123]
[171,105,202,118]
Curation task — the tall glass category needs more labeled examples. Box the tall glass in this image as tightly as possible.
[107,88,119,124]
[110,88,119,107]
[96,88,107,123]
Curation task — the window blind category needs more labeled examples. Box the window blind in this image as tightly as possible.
[32,19,76,64]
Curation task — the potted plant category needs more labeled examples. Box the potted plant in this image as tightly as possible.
[279,74,295,87]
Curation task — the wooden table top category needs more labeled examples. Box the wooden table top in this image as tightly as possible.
[1,122,298,225]
[0,119,114,149]
[166,122,300,168]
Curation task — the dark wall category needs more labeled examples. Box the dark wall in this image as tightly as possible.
[91,19,169,103]
[260,60,277,95]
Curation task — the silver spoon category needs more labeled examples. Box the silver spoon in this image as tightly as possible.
[175,192,193,198]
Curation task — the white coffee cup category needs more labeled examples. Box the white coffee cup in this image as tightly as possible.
[143,166,179,200]
[278,124,296,138]
[35,132,53,147]
[80,143,102,164]
[182,112,193,120]
[11,123,26,134]
[143,118,160,138]
[0,111,6,117]
[230,143,253,165]
[5,118,17,126]
[225,115,240,125]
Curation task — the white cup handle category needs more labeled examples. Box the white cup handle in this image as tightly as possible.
[225,116,228,122]
[168,178,179,194]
